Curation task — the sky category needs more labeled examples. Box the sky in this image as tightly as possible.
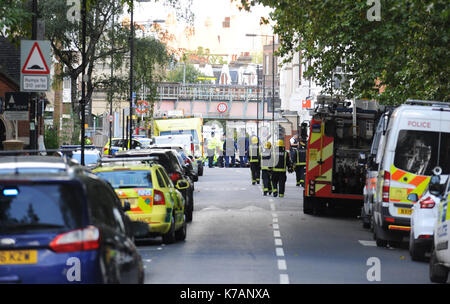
[132,0,273,57]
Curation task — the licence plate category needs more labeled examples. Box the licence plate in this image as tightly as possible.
[0,250,38,265]
[398,208,413,215]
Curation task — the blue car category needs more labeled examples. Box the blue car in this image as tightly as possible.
[0,156,145,284]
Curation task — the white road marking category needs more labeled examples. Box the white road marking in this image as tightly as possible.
[280,274,290,284]
[270,203,276,211]
[275,238,283,246]
[273,217,278,223]
[277,260,287,270]
[276,247,285,257]
[273,230,281,238]
[359,240,377,247]
[272,224,279,230]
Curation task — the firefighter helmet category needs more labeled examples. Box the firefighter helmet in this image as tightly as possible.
[251,136,258,144]
[277,139,284,147]
[265,142,272,149]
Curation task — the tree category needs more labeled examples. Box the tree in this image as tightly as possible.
[166,64,206,84]
[239,0,449,104]
[0,0,31,45]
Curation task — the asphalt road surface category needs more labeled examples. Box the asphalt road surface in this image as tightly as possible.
[137,167,433,284]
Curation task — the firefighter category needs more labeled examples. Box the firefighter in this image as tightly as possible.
[261,141,273,196]
[272,139,292,198]
[248,135,260,185]
[292,140,307,187]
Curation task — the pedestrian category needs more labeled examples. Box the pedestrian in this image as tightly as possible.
[271,139,292,198]
[289,134,299,150]
[237,129,247,167]
[248,136,260,185]
[292,140,307,187]
[217,135,224,168]
[261,141,273,196]
[84,136,92,145]
[224,135,237,168]
[207,132,218,168]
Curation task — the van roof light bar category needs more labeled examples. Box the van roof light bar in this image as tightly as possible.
[405,99,450,107]
[100,157,158,163]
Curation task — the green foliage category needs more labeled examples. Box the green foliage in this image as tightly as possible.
[0,0,32,45]
[44,126,59,149]
[166,64,208,84]
[240,0,450,104]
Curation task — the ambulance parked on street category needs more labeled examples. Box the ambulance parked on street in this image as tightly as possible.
[372,100,450,247]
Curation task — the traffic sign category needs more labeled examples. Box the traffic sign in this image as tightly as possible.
[4,92,30,121]
[136,100,149,114]
[20,40,51,92]
[217,102,228,113]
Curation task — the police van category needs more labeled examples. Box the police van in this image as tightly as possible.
[372,100,450,247]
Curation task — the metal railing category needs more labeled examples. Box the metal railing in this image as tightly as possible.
[157,82,278,102]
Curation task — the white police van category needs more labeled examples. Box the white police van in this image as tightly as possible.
[372,100,450,247]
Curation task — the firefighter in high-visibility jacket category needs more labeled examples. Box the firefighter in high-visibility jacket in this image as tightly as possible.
[292,140,307,187]
[261,141,273,196]
[271,139,292,197]
[249,136,260,184]
[207,132,218,168]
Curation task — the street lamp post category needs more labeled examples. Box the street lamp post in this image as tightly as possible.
[246,33,277,141]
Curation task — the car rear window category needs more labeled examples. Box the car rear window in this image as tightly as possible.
[0,183,84,233]
[95,170,153,189]
[394,130,450,175]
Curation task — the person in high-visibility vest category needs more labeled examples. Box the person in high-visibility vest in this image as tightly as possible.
[271,139,292,198]
[249,136,260,184]
[207,132,218,168]
[216,135,224,168]
[261,141,273,196]
[292,140,307,187]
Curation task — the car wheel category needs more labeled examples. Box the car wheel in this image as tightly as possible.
[374,225,388,247]
[303,195,313,215]
[162,215,176,244]
[198,163,204,176]
[409,231,426,261]
[430,248,449,283]
[175,215,187,241]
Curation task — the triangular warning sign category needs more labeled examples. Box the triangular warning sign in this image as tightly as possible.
[21,42,50,74]
[9,96,15,104]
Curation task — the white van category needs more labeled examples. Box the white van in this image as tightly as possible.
[372,100,450,247]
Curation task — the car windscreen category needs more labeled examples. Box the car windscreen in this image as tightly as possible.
[0,182,84,234]
[95,170,153,189]
[72,152,99,165]
[394,130,450,175]
[160,130,198,144]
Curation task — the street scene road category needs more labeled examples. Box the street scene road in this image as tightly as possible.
[138,167,429,284]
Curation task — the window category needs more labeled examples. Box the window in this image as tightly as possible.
[96,170,153,189]
[394,130,450,175]
[160,168,173,188]
[86,181,116,228]
[0,183,83,233]
[155,169,166,188]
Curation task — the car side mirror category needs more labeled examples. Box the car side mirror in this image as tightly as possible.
[123,201,131,212]
[130,221,149,238]
[176,179,190,190]
[407,193,419,202]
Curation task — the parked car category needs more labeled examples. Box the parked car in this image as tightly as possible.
[115,149,195,222]
[150,144,199,181]
[408,168,448,261]
[103,138,152,155]
[0,156,145,284]
[429,173,450,283]
[152,134,204,176]
[60,145,101,169]
[93,157,188,244]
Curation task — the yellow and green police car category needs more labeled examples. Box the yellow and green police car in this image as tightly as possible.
[93,157,189,244]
